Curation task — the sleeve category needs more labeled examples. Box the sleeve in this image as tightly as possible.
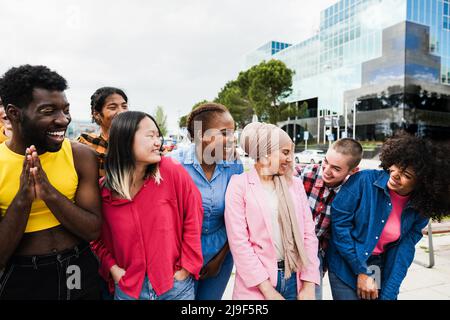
[177,166,204,279]
[295,180,320,285]
[224,175,271,288]
[90,222,117,284]
[330,174,370,276]
[380,216,429,300]
[298,164,311,181]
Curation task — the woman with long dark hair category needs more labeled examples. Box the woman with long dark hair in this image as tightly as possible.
[91,111,203,300]
[328,131,450,300]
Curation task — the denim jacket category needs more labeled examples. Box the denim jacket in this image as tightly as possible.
[327,170,429,300]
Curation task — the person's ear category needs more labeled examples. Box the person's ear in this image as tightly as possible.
[349,166,360,175]
[5,104,21,123]
[93,111,102,124]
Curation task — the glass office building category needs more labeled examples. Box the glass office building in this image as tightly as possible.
[244,0,450,141]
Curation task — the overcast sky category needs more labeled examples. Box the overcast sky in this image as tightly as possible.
[0,0,336,132]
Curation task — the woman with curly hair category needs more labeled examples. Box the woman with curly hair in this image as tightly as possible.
[170,102,243,300]
[327,131,450,300]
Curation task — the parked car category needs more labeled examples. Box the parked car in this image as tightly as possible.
[162,137,176,152]
[294,149,325,164]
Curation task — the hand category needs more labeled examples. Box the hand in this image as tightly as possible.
[258,280,285,300]
[29,146,56,201]
[110,265,126,284]
[263,287,285,300]
[17,147,36,203]
[199,255,224,280]
[297,281,316,300]
[357,274,378,300]
[174,267,191,281]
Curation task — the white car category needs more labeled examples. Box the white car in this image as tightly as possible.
[294,149,325,164]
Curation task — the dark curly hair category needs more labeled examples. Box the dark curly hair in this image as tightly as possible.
[380,131,450,220]
[0,65,68,109]
[90,87,128,125]
[187,102,230,141]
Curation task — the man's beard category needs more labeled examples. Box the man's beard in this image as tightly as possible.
[20,115,58,153]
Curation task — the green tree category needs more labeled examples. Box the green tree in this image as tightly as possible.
[215,81,254,128]
[178,115,188,128]
[180,59,294,128]
[154,106,168,136]
[247,59,294,124]
[191,100,209,111]
[178,100,209,128]
[279,101,309,122]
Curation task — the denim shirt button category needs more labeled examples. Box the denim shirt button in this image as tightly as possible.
[382,220,385,223]
[388,203,392,206]
[365,252,369,256]
[376,236,379,240]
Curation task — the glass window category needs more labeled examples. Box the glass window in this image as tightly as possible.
[412,0,418,21]
[420,0,426,23]
[407,0,412,20]
[445,2,449,16]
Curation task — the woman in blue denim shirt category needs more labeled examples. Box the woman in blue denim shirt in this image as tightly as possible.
[170,103,243,300]
[328,132,449,300]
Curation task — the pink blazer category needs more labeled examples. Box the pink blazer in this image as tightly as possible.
[225,168,320,300]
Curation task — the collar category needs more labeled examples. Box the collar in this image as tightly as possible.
[183,143,233,168]
[373,170,391,197]
[314,165,342,193]
[248,167,260,184]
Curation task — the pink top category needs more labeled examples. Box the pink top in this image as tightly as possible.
[224,169,320,300]
[372,189,410,255]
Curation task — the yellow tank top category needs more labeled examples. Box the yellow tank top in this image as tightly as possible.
[0,125,8,144]
[0,139,78,233]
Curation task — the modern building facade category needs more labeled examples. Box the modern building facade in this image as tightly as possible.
[244,0,450,142]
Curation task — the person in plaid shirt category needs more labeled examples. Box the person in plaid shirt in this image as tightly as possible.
[77,87,128,178]
[297,138,363,300]
[77,87,128,300]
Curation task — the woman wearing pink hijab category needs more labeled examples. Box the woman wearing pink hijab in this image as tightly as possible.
[225,122,320,300]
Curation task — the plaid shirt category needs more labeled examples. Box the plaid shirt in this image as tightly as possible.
[297,164,342,251]
[77,132,107,177]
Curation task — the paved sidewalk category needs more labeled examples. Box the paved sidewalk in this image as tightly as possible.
[222,226,450,300]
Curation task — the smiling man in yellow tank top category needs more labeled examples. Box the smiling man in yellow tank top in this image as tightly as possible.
[0,65,102,300]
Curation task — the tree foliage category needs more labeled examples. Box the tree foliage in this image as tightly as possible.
[178,59,296,127]
[154,106,168,136]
